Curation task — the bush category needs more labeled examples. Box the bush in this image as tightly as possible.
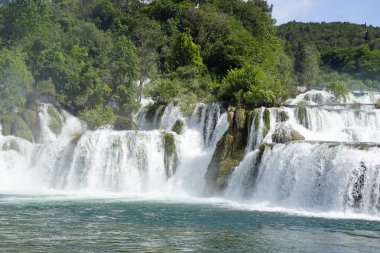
[79,105,115,129]
[220,64,281,107]
[147,79,181,104]
[171,119,184,135]
[326,80,350,102]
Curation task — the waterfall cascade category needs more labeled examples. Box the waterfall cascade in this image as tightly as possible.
[1,90,380,217]
[0,102,228,196]
[227,90,380,216]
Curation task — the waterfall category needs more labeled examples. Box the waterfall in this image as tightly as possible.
[249,142,380,214]
[286,89,380,105]
[2,89,380,218]
[0,102,228,196]
[136,103,182,131]
[226,89,380,216]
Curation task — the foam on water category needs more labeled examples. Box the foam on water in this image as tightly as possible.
[2,90,380,220]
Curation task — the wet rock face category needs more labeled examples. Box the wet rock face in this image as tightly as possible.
[272,124,305,144]
[164,132,178,178]
[235,109,246,130]
[0,114,34,142]
[0,102,65,143]
[19,109,39,140]
[46,104,63,136]
[205,107,248,195]
[114,116,138,131]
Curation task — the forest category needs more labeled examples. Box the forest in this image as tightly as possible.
[0,0,379,128]
[278,21,380,91]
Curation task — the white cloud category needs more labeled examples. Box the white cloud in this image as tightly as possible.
[268,0,315,24]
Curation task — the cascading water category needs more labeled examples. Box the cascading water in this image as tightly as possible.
[2,90,380,218]
[226,89,380,217]
[0,102,228,196]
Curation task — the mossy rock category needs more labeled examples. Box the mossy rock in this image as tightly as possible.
[291,130,305,141]
[253,109,261,131]
[272,124,305,144]
[163,132,179,178]
[375,99,380,109]
[70,132,84,145]
[145,103,164,122]
[279,111,289,122]
[47,104,63,136]
[1,139,20,152]
[296,102,308,122]
[164,132,176,157]
[114,116,138,130]
[19,109,39,141]
[235,108,246,130]
[258,142,275,155]
[216,149,245,188]
[227,106,236,126]
[0,114,34,142]
[205,106,249,195]
[171,119,184,135]
[263,108,271,137]
[297,107,307,122]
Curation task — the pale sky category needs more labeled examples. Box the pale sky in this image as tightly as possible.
[267,0,380,27]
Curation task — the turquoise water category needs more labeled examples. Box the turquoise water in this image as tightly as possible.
[1,196,380,252]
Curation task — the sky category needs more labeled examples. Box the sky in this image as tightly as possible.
[267,0,380,27]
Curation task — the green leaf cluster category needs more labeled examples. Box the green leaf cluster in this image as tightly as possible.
[0,0,298,125]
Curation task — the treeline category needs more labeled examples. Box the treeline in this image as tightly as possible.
[0,0,295,127]
[278,22,380,90]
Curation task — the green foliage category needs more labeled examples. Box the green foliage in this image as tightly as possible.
[299,44,319,90]
[0,49,33,113]
[279,111,289,122]
[0,0,296,119]
[114,116,138,130]
[220,65,280,107]
[279,22,380,90]
[327,80,350,102]
[148,79,181,105]
[79,105,115,129]
[171,32,204,70]
[171,119,184,135]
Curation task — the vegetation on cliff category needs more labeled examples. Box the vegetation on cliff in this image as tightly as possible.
[1,1,379,132]
[0,0,297,128]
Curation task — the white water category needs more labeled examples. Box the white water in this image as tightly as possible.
[1,90,380,219]
[226,90,380,217]
[0,102,228,197]
[286,89,380,105]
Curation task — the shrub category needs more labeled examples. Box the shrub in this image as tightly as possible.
[326,80,349,102]
[79,105,115,129]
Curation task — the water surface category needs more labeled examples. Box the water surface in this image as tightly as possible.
[1,195,379,252]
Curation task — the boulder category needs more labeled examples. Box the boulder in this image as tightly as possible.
[272,124,305,144]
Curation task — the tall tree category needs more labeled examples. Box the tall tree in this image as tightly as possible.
[0,49,33,112]
[299,44,319,90]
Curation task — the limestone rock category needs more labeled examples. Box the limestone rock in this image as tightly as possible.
[272,124,305,144]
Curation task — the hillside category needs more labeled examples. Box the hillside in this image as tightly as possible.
[0,0,295,128]
[278,21,380,90]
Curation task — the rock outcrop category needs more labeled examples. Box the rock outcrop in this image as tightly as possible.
[205,106,249,194]
[272,124,305,144]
